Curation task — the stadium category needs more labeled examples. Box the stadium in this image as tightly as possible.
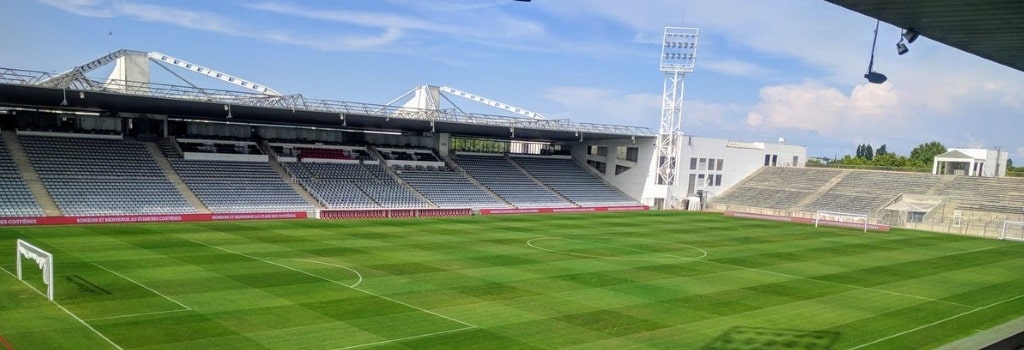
[2,1,1024,349]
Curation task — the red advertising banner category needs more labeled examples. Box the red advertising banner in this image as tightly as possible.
[723,211,891,232]
[479,205,649,215]
[0,212,308,227]
[318,208,472,220]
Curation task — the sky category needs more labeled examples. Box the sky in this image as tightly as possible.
[2,0,1023,159]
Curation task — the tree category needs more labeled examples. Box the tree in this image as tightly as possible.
[909,141,947,166]
[865,144,874,161]
[872,152,910,168]
[1008,158,1015,171]
[876,144,888,157]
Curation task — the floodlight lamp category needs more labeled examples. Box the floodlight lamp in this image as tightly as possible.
[902,28,919,43]
[897,42,909,55]
[864,71,887,84]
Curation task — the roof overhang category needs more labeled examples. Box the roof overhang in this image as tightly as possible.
[825,0,1024,72]
[0,84,641,142]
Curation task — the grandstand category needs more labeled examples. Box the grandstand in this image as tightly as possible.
[0,133,44,217]
[454,153,571,207]
[710,167,1024,237]
[169,159,313,213]
[20,133,196,216]
[0,47,1017,240]
[512,156,641,206]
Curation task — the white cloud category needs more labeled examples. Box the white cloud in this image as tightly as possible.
[36,0,113,17]
[745,80,900,136]
[540,87,661,127]
[245,2,457,35]
[36,1,410,51]
[703,58,773,78]
[536,0,1024,153]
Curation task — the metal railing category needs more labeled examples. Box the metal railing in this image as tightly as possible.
[0,67,655,137]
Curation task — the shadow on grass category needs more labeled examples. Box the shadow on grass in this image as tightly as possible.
[702,326,839,350]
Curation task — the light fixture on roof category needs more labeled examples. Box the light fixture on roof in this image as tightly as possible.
[896,41,909,55]
[902,28,919,44]
[864,20,888,84]
[224,104,232,119]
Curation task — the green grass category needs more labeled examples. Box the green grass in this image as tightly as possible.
[2,211,1024,349]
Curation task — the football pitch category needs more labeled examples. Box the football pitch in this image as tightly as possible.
[3,211,1024,349]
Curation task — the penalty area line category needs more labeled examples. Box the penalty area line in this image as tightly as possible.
[848,294,1024,350]
[278,258,363,288]
[2,263,123,350]
[92,263,191,311]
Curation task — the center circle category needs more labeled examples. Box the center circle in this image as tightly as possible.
[527,236,707,261]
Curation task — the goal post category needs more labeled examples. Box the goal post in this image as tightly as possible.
[1000,221,1024,241]
[814,210,869,232]
[16,239,54,301]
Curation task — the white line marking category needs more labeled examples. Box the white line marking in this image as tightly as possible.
[847,294,1024,350]
[527,237,707,261]
[700,259,975,309]
[93,263,191,311]
[0,266,123,349]
[945,246,995,256]
[333,326,476,350]
[52,300,124,350]
[189,239,475,329]
[283,258,363,288]
[84,308,191,322]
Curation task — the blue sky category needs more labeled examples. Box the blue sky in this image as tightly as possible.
[3,0,1023,159]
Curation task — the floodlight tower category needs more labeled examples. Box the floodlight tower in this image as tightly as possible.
[656,27,699,189]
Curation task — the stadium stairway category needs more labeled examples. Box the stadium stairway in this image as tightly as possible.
[443,155,514,207]
[259,141,325,210]
[926,174,958,195]
[376,156,438,208]
[2,131,61,216]
[156,137,183,158]
[711,166,767,200]
[505,155,578,206]
[792,169,851,210]
[144,142,211,214]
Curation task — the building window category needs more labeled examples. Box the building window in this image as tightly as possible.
[772,154,778,166]
[716,159,724,171]
[764,154,771,166]
[699,158,707,171]
[690,157,698,170]
[908,212,925,223]
[715,174,722,186]
[792,155,799,166]
[616,146,639,162]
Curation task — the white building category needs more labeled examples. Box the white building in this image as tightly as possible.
[670,136,807,200]
[575,134,806,209]
[932,148,1010,177]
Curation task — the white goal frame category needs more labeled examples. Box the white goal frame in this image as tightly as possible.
[16,239,54,301]
[814,210,869,232]
[1000,221,1024,241]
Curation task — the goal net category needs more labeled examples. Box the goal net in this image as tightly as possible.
[16,239,54,301]
[1000,221,1024,241]
[814,211,869,232]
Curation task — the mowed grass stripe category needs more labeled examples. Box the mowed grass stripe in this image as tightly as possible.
[2,212,1024,349]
